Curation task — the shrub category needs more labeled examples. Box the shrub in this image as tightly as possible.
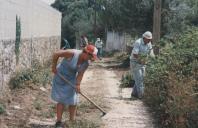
[9,69,33,89]
[144,27,198,128]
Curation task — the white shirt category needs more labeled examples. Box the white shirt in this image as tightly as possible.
[95,40,103,48]
[130,38,153,62]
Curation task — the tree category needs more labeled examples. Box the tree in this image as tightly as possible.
[52,0,94,48]
[161,0,198,37]
[99,0,153,34]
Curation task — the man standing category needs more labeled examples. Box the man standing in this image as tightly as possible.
[95,38,103,59]
[130,31,154,99]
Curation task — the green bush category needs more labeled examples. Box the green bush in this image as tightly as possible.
[9,60,52,89]
[144,27,198,128]
[9,69,33,89]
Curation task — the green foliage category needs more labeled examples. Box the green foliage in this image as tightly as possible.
[120,72,135,88]
[185,0,198,26]
[100,0,153,33]
[138,53,149,64]
[15,15,21,64]
[9,69,33,89]
[0,103,5,114]
[9,60,52,89]
[144,27,198,128]
[52,0,97,47]
[161,0,198,36]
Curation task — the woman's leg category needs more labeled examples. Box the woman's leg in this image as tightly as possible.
[68,105,77,121]
[56,103,64,122]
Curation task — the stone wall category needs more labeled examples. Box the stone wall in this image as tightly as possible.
[0,0,61,96]
[0,37,60,94]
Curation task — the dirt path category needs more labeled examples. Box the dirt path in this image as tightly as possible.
[0,57,156,128]
[82,59,156,128]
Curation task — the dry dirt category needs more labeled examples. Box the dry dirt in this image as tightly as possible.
[0,57,156,128]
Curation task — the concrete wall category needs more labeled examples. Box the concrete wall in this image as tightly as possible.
[0,0,61,39]
[0,0,61,96]
[106,31,132,52]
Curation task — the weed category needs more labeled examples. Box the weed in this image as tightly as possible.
[120,72,134,88]
[42,105,55,118]
[9,59,52,89]
[9,69,33,89]
[0,103,5,114]
[33,100,42,110]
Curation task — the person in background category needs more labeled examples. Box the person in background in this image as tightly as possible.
[62,38,70,50]
[80,35,89,48]
[51,44,98,128]
[130,31,155,99]
[95,38,103,59]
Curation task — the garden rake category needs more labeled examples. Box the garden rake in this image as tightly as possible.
[57,73,106,117]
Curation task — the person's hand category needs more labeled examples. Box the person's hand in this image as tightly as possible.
[140,60,146,65]
[76,85,80,93]
[138,54,147,65]
[52,65,57,74]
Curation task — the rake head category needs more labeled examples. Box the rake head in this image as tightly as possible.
[101,112,106,117]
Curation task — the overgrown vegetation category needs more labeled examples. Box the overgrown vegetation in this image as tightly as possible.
[9,60,52,89]
[144,27,198,128]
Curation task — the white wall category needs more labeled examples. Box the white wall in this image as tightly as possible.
[0,0,61,40]
[0,0,61,96]
[106,31,126,52]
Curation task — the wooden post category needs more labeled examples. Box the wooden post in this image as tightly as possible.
[153,0,161,54]
[94,8,97,38]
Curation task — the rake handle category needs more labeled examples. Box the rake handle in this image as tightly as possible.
[57,73,106,115]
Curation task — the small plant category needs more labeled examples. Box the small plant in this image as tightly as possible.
[120,72,135,88]
[0,103,5,114]
[33,100,42,110]
[9,69,33,89]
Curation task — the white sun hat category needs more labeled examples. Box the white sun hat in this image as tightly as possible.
[142,31,152,39]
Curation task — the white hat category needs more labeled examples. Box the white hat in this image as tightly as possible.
[97,38,100,41]
[142,31,152,39]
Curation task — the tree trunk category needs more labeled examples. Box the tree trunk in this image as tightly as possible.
[153,0,161,54]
